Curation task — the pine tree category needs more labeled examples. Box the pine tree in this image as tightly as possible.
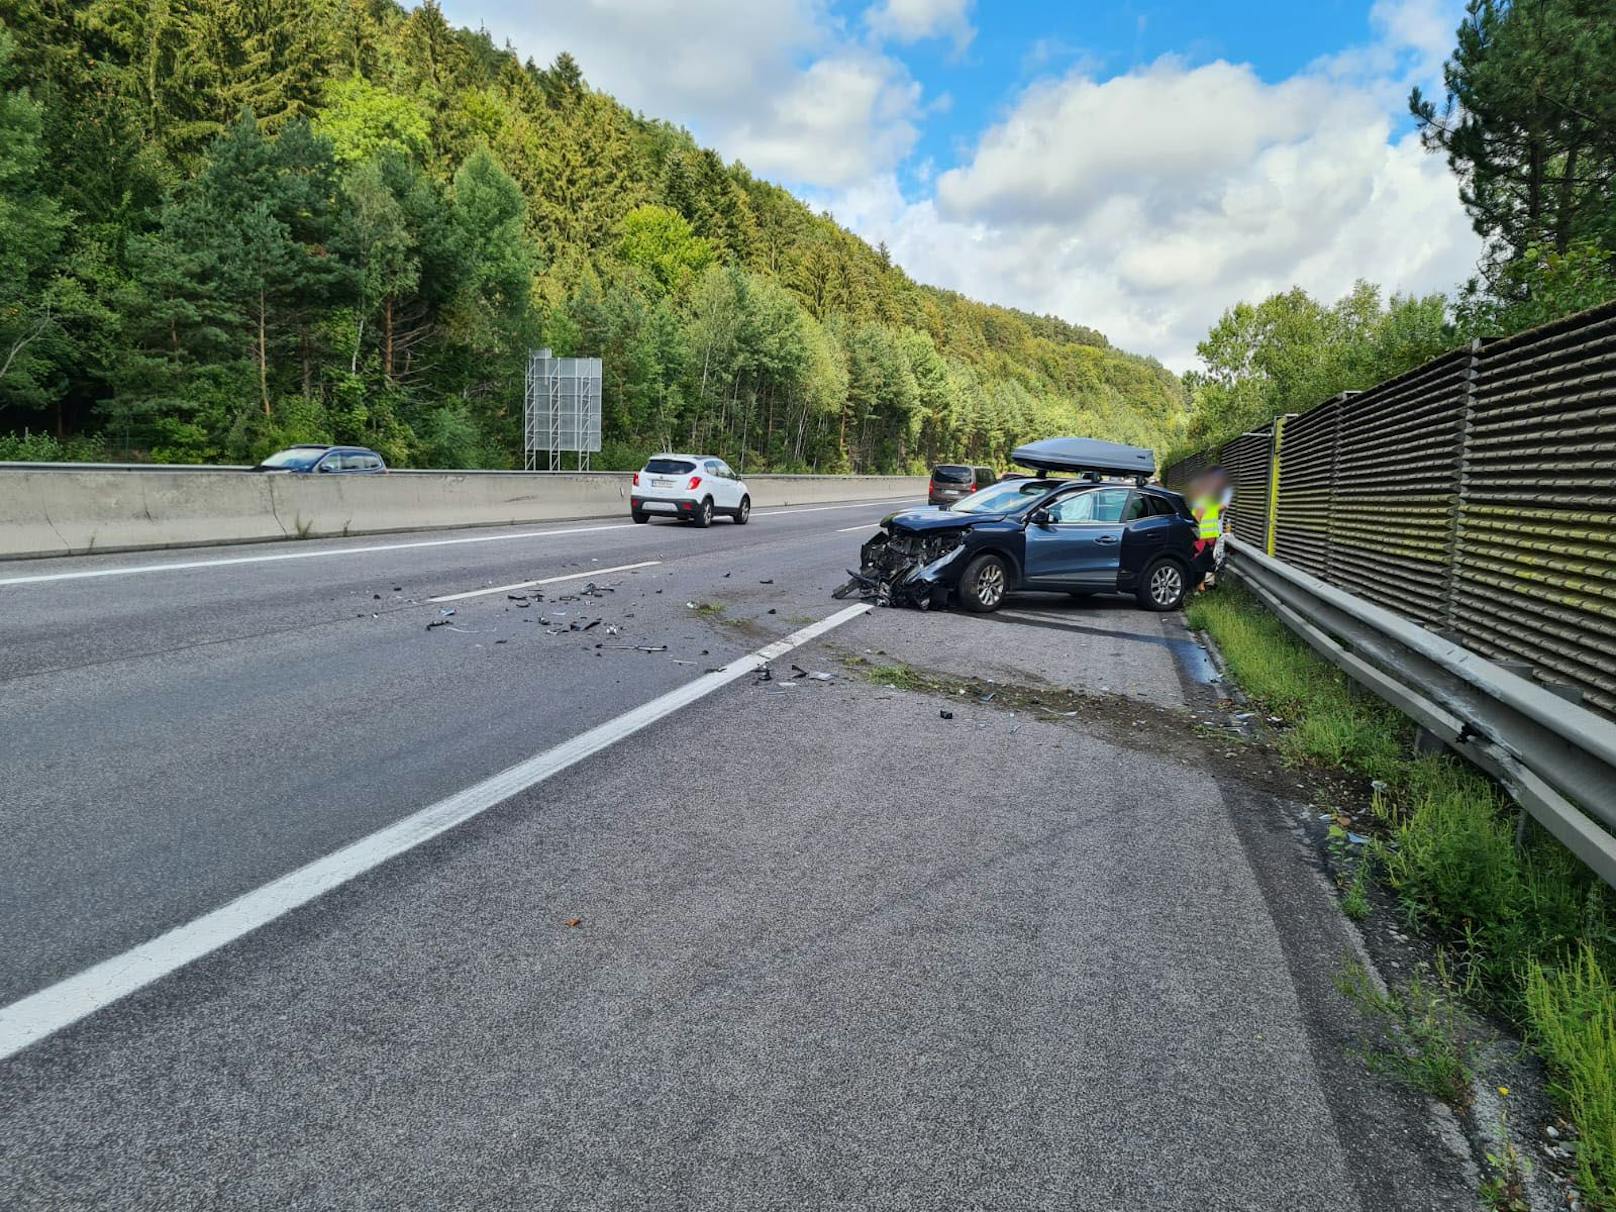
[1411,0,1616,275]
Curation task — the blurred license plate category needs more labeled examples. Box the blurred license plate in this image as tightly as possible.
[652,478,675,488]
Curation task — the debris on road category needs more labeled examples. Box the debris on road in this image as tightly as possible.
[940,709,954,720]
[562,917,583,928]
[633,645,668,653]
[426,619,452,631]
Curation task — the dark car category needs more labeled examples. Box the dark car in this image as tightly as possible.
[927,464,996,506]
[836,438,1199,613]
[253,445,387,474]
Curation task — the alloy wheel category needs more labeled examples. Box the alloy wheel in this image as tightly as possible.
[1151,564,1183,607]
[977,562,1005,607]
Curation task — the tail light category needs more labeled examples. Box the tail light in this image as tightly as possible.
[687,475,702,490]
[632,471,640,487]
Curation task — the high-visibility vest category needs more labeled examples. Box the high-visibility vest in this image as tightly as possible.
[1195,499,1222,540]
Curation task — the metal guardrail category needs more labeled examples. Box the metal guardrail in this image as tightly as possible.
[1228,537,1616,889]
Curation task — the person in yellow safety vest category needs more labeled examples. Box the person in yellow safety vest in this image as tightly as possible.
[1188,467,1230,591]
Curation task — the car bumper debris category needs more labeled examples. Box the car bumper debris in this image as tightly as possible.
[833,529,967,609]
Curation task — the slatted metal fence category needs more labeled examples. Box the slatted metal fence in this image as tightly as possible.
[1163,299,1616,717]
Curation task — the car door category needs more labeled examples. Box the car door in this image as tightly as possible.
[703,460,734,508]
[718,461,743,507]
[1023,487,1131,587]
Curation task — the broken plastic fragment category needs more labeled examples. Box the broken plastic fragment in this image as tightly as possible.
[940,710,954,720]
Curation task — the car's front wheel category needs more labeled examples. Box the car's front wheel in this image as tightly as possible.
[691,497,713,528]
[1138,558,1187,611]
[959,553,1009,613]
[733,495,750,525]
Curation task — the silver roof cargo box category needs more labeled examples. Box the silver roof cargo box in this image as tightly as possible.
[1010,437,1155,479]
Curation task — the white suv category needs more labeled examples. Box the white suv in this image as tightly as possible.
[630,454,751,527]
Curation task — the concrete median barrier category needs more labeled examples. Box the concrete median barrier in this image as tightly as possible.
[0,466,927,558]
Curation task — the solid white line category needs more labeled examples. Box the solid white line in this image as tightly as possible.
[0,603,872,1062]
[0,523,638,587]
[837,523,880,533]
[752,497,915,517]
[426,561,661,604]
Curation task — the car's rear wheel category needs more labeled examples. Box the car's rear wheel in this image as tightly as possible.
[960,553,1009,613]
[1138,558,1187,611]
[692,497,713,528]
[632,510,649,524]
[733,495,750,525]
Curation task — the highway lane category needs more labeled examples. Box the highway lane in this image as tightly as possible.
[0,501,910,1004]
[0,586,1473,1208]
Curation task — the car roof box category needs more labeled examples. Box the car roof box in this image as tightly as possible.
[1010,437,1155,478]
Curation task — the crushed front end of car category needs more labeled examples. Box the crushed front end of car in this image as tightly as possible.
[832,526,970,609]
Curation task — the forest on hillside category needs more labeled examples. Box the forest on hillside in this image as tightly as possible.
[0,0,1185,472]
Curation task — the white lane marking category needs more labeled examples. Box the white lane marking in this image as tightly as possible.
[751,497,915,517]
[0,524,638,587]
[427,561,661,604]
[837,523,879,533]
[0,604,872,1062]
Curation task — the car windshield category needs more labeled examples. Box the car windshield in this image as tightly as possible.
[950,478,1061,515]
[645,458,696,474]
[258,448,326,470]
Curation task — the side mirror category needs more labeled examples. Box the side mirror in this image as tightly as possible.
[1029,508,1053,527]
[317,462,334,473]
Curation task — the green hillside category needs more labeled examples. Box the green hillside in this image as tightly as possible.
[0,0,1185,470]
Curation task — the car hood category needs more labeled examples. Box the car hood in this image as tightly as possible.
[885,507,1011,534]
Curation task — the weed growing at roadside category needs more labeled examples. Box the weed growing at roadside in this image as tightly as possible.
[1525,946,1616,1208]
[1337,955,1478,1107]
[1186,589,1406,777]
[1342,858,1373,921]
[1479,1112,1532,1212]
[861,663,929,691]
[1194,584,1616,1205]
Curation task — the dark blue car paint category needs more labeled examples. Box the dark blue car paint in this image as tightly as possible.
[874,480,1201,603]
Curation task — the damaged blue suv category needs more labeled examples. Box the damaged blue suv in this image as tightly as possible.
[833,438,1201,613]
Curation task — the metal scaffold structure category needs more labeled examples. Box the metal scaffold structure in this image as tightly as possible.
[523,349,603,471]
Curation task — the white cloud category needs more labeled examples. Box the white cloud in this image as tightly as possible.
[827,2,1480,371]
[440,0,1481,371]
[439,0,925,189]
[864,0,975,50]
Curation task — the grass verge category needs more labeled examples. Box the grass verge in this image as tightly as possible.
[1189,583,1616,1206]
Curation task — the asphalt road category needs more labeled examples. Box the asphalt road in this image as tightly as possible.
[0,502,1474,1209]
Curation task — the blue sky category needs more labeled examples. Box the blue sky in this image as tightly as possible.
[440,0,1481,369]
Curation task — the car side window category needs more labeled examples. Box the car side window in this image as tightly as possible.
[1091,488,1131,523]
[1122,492,1149,522]
[705,460,723,477]
[1047,493,1095,523]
